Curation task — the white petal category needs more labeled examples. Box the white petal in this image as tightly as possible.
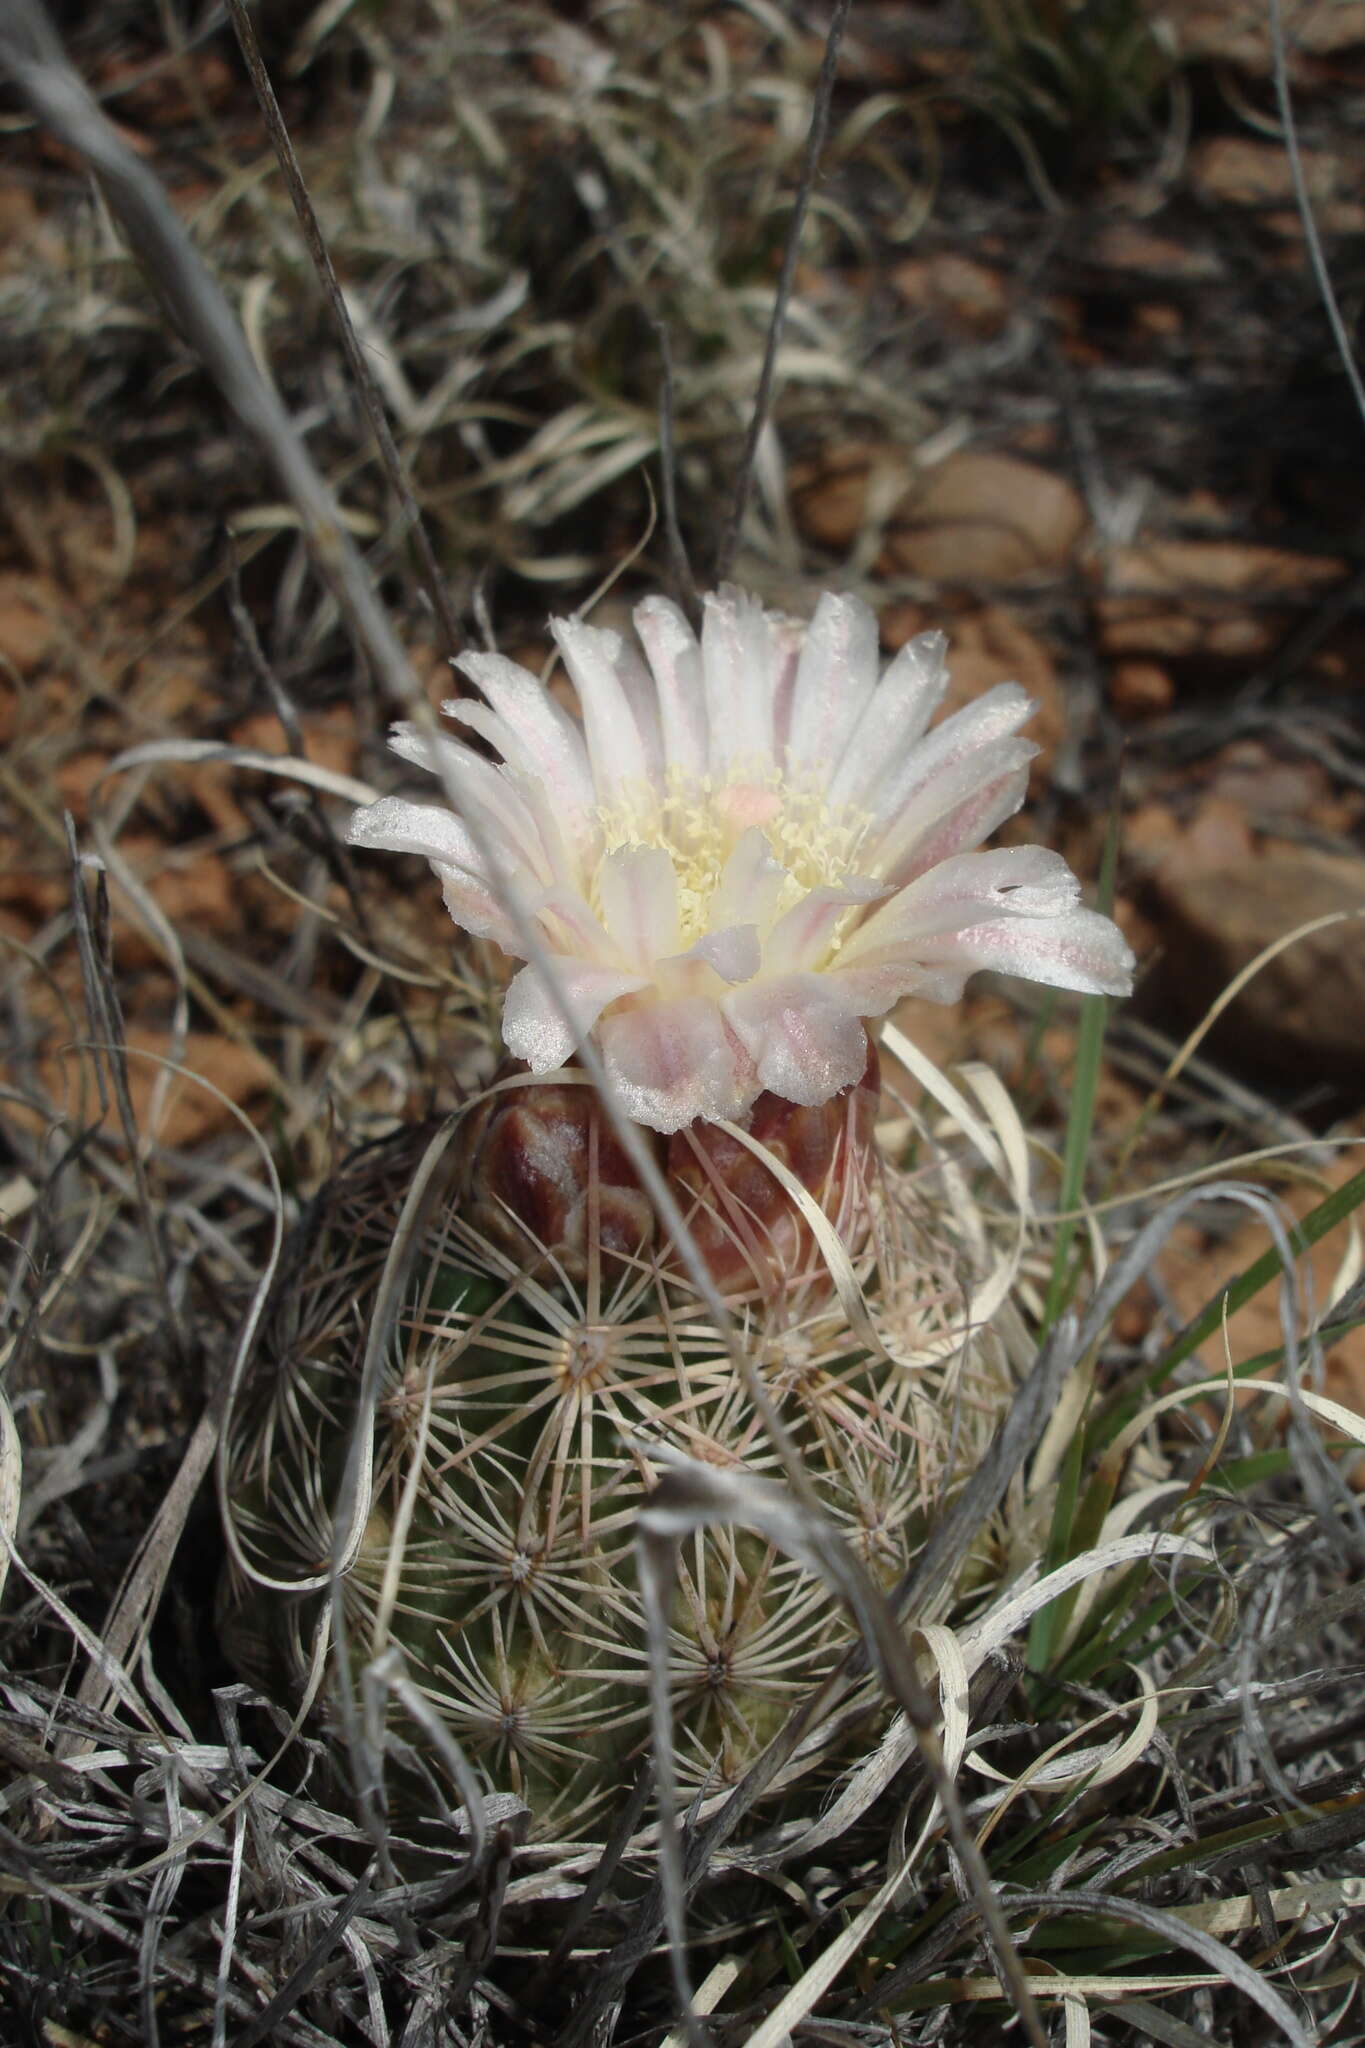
[598,998,756,1133]
[700,587,783,774]
[784,591,879,778]
[437,868,523,953]
[763,877,889,975]
[610,634,665,784]
[552,617,652,796]
[841,847,1080,963]
[531,882,614,962]
[634,595,707,780]
[723,974,870,1105]
[385,725,553,882]
[679,924,762,984]
[709,825,788,934]
[347,795,485,872]
[909,907,1136,997]
[825,956,956,1015]
[448,651,595,816]
[502,959,648,1072]
[879,756,1035,888]
[827,630,948,808]
[864,736,1036,883]
[349,796,522,951]
[597,845,680,966]
[860,680,1035,838]
[767,614,804,758]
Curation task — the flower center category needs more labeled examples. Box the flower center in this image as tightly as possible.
[595,769,870,945]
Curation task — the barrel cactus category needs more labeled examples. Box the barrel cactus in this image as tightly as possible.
[219,1048,1012,1835]
[219,583,1132,1840]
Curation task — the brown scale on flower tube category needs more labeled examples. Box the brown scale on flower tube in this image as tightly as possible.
[456,1081,664,1284]
[458,1033,879,1296]
[665,1033,880,1295]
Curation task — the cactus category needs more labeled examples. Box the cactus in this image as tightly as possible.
[220,1042,1017,1839]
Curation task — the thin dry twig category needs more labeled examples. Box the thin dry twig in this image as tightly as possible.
[714,0,854,580]
[221,0,466,668]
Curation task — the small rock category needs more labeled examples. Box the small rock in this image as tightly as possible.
[0,587,55,675]
[1180,796,1258,874]
[1123,801,1184,871]
[794,445,1086,584]
[1206,739,1333,825]
[1087,221,1221,280]
[1094,538,1347,662]
[890,253,1011,338]
[1143,841,1365,1085]
[1133,302,1183,340]
[124,1030,274,1150]
[790,441,901,553]
[878,600,932,652]
[1109,660,1175,718]
[884,452,1088,585]
[38,1028,275,1151]
[1191,135,1360,231]
[1162,0,1365,73]
[55,750,114,821]
[110,836,238,971]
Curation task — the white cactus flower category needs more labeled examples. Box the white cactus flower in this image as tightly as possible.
[348,587,1134,1133]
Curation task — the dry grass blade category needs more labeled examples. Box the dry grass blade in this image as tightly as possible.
[992,1888,1315,2048]
[0,1382,20,1607]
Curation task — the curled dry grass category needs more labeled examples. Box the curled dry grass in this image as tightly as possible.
[2,2,1365,2044]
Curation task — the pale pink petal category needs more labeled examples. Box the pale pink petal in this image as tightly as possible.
[864,736,1037,881]
[447,651,594,817]
[598,998,756,1133]
[709,825,788,933]
[384,725,552,882]
[880,756,1035,888]
[723,974,870,1105]
[678,924,762,984]
[609,636,665,784]
[763,877,889,975]
[503,959,649,1072]
[511,770,594,898]
[909,907,1136,997]
[437,869,524,954]
[825,955,961,1015]
[827,630,949,809]
[552,618,653,797]
[634,596,707,780]
[701,587,782,773]
[531,883,614,963]
[348,797,519,950]
[841,847,1080,964]
[767,614,804,758]
[784,592,879,778]
[596,845,680,966]
[860,681,1035,838]
[347,794,486,872]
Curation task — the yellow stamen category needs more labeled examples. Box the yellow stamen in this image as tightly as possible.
[593,765,871,946]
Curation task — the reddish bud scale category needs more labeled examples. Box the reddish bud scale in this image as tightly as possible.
[457,1036,881,1295]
